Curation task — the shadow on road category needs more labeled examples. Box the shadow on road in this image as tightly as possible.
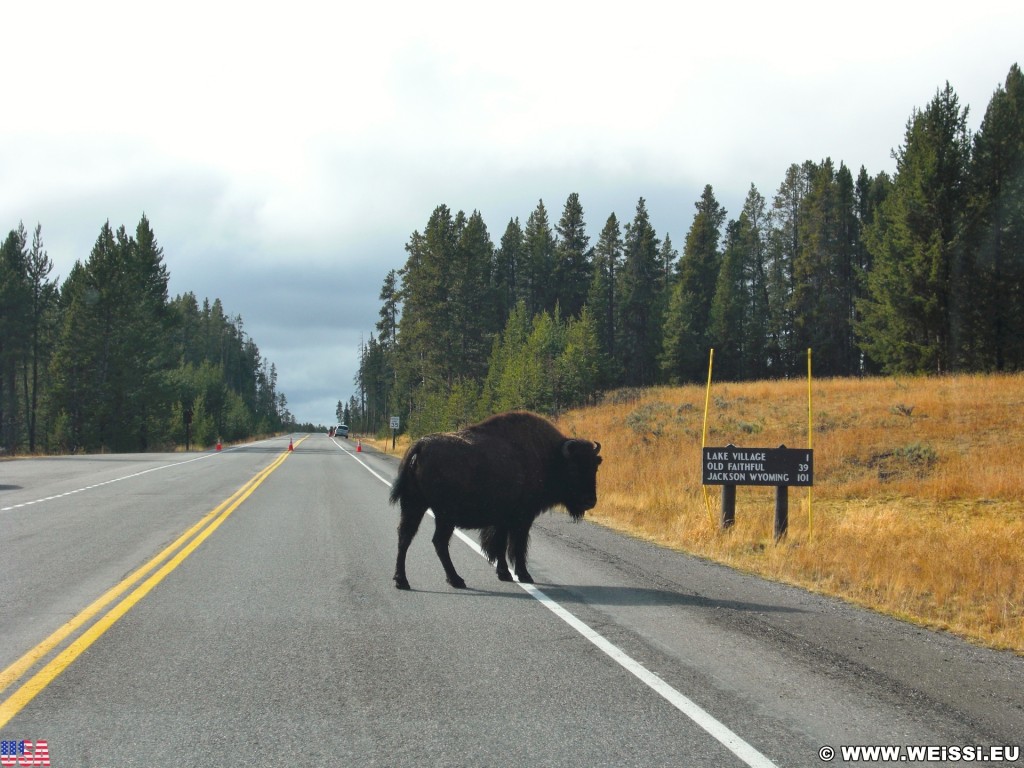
[398,581,804,615]
[540,583,806,614]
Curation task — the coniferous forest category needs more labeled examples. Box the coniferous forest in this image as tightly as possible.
[0,216,290,455]
[351,65,1024,437]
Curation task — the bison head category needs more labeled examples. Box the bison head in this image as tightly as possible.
[560,439,602,519]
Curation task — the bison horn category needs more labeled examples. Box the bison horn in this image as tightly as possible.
[593,441,601,454]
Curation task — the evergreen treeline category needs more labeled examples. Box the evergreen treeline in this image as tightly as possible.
[0,215,291,454]
[353,65,1024,437]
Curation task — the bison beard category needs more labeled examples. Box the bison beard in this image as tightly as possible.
[389,411,602,590]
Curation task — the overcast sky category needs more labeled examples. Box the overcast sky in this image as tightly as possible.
[3,0,1021,426]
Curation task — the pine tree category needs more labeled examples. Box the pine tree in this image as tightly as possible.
[553,192,592,318]
[526,308,566,412]
[170,292,202,367]
[449,210,495,382]
[833,163,861,374]
[23,224,58,452]
[478,300,598,416]
[395,205,459,393]
[790,160,861,376]
[480,300,534,414]
[123,214,172,449]
[708,219,746,380]
[738,185,772,379]
[521,200,556,316]
[966,63,1024,371]
[392,205,498,423]
[859,83,972,373]
[0,223,29,451]
[34,217,282,451]
[852,168,892,373]
[55,222,121,449]
[47,217,176,451]
[559,307,601,408]
[355,334,391,432]
[617,198,662,386]
[48,262,88,450]
[586,213,623,386]
[765,162,814,375]
[370,269,401,428]
[492,218,523,331]
[376,269,400,350]
[658,234,678,297]
[661,186,726,382]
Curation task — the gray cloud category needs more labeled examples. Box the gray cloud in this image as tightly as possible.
[3,0,1020,425]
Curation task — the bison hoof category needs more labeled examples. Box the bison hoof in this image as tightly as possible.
[496,569,514,582]
[394,576,411,590]
[447,575,467,589]
[516,571,534,584]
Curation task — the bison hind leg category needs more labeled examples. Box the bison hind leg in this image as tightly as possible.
[509,526,533,584]
[431,518,467,589]
[394,498,429,590]
[480,526,514,581]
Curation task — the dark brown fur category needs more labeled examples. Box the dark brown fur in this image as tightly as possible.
[389,412,602,589]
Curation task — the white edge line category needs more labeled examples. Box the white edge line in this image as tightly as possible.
[338,437,779,768]
[334,438,393,486]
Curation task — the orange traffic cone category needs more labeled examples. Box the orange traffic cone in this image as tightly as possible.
[356,439,362,453]
[288,438,294,451]
[216,438,222,452]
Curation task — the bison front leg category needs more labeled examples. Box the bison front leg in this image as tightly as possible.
[431,519,467,589]
[509,525,534,584]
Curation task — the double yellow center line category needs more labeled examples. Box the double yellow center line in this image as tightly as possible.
[0,440,301,728]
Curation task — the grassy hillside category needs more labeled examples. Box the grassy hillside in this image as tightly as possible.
[368,373,1023,653]
[554,374,1024,654]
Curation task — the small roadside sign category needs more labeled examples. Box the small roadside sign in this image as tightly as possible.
[701,443,813,540]
[702,444,813,487]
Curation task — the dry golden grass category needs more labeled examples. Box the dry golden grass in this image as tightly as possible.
[363,374,1024,653]
[556,374,1024,654]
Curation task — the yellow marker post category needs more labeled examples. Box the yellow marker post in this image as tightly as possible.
[807,348,814,539]
[701,349,715,525]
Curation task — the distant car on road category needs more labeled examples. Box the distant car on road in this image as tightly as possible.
[336,425,350,438]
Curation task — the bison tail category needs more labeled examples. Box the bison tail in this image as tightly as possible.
[388,475,403,506]
[389,442,421,506]
[479,526,505,564]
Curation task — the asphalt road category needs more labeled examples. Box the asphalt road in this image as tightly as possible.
[2,434,1022,767]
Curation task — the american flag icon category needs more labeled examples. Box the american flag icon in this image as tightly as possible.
[0,740,50,767]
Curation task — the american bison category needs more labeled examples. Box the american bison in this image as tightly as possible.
[389,411,602,590]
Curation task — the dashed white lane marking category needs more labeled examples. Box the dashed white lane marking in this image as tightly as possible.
[1,439,277,513]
